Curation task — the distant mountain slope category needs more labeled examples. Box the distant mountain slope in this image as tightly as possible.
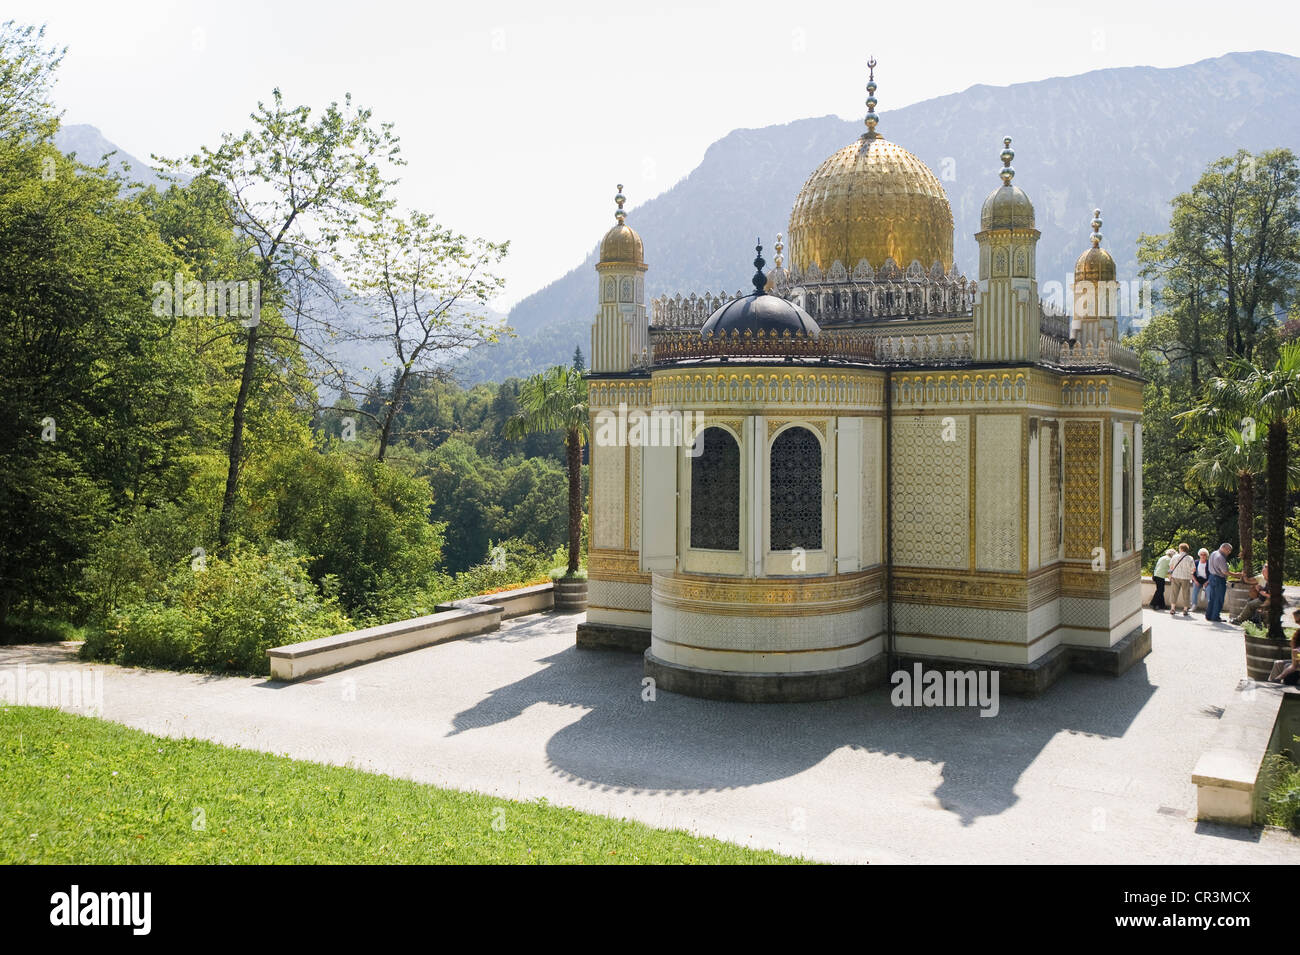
[54,124,181,191]
[466,51,1300,384]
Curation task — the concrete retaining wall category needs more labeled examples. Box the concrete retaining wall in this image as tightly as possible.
[268,582,555,681]
[437,582,554,620]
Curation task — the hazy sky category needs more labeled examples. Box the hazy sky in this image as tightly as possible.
[12,0,1300,309]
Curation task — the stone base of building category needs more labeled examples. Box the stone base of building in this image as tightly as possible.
[576,622,652,653]
[643,650,888,703]
[1067,624,1152,677]
[893,645,1073,698]
[893,623,1151,697]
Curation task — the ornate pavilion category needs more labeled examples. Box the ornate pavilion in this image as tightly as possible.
[576,63,1148,701]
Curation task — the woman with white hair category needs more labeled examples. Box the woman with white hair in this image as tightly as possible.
[1151,548,1174,610]
[1190,547,1210,613]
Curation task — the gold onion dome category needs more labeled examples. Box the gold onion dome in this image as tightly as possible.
[598,184,645,266]
[1074,208,1116,282]
[980,137,1036,231]
[787,59,955,274]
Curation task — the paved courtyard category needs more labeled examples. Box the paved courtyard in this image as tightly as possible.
[3,608,1297,863]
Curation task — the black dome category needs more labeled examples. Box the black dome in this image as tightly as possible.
[700,293,820,338]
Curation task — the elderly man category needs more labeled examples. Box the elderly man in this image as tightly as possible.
[1230,563,1270,626]
[1205,542,1233,622]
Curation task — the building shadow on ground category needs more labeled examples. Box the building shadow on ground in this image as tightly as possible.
[449,639,1157,826]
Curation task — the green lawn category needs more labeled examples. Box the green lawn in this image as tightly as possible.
[0,706,803,864]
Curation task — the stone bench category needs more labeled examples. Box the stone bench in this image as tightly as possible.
[268,582,554,681]
[1191,681,1290,826]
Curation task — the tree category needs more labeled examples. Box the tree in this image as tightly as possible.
[163,89,403,547]
[1141,149,1300,364]
[0,138,203,624]
[503,366,589,575]
[572,346,585,372]
[1184,427,1266,577]
[341,209,507,461]
[0,20,64,139]
[1182,342,1300,640]
[1136,148,1300,567]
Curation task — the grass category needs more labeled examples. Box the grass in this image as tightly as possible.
[0,707,804,864]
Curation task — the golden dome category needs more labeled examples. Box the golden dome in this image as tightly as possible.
[979,137,1036,232]
[599,223,643,266]
[597,184,645,267]
[980,186,1036,231]
[1074,209,1115,282]
[787,135,954,274]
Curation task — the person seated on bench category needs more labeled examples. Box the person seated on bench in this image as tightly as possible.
[1231,564,1271,626]
[1267,609,1300,687]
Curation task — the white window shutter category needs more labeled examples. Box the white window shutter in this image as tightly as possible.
[1134,423,1144,550]
[1111,422,1124,559]
[836,417,862,573]
[641,441,677,571]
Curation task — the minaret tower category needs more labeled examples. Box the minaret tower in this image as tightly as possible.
[1071,209,1118,345]
[973,137,1042,363]
[591,184,648,373]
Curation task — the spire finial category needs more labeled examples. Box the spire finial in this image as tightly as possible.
[1090,208,1103,248]
[752,238,767,295]
[864,56,880,139]
[999,137,1015,186]
[774,232,784,270]
[615,183,626,224]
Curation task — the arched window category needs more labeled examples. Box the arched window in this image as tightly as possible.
[690,427,740,550]
[770,426,822,550]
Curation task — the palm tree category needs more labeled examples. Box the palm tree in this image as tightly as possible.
[503,365,589,576]
[1185,427,1266,578]
[1181,341,1300,639]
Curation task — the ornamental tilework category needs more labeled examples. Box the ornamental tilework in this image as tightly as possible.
[975,415,1020,572]
[593,443,625,550]
[1039,420,1062,565]
[862,417,882,566]
[891,415,968,569]
[1064,420,1102,559]
[589,579,651,612]
[652,602,878,653]
[628,443,641,552]
[893,602,1034,644]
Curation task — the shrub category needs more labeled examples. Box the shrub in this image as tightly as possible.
[245,446,446,615]
[81,541,350,674]
[1262,751,1300,831]
[77,501,213,623]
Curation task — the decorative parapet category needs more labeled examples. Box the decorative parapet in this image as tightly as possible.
[798,279,975,324]
[1054,338,1140,373]
[650,291,748,329]
[873,332,973,363]
[648,328,976,366]
[651,328,877,363]
[652,273,977,330]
